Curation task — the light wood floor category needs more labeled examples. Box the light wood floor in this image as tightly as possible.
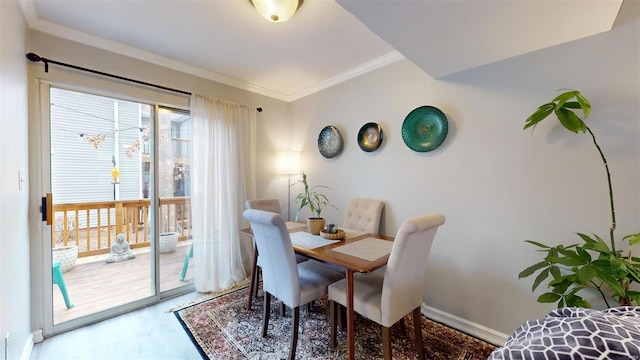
[53,241,194,324]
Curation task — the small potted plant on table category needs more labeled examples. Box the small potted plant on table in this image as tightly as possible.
[292,172,337,235]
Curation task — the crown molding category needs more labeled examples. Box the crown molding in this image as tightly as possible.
[286,51,405,102]
[19,0,402,103]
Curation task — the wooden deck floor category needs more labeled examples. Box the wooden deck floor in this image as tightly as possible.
[53,241,194,324]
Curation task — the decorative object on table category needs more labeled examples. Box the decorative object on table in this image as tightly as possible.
[174,284,496,359]
[317,125,343,158]
[357,122,384,152]
[326,223,336,234]
[320,228,345,240]
[292,172,337,235]
[52,245,78,273]
[106,233,136,263]
[401,105,448,152]
[159,232,179,254]
[518,90,640,308]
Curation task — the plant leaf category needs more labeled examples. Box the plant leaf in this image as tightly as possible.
[547,255,585,267]
[623,233,640,246]
[577,266,597,284]
[563,101,581,109]
[556,107,587,133]
[575,92,591,118]
[537,292,561,303]
[565,295,591,308]
[594,269,625,295]
[519,261,549,279]
[524,240,552,249]
[532,268,550,291]
[524,103,555,131]
[552,90,578,109]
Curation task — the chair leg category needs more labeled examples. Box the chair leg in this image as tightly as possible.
[413,307,425,360]
[338,304,346,331]
[253,268,260,297]
[281,302,287,317]
[179,244,193,281]
[329,300,337,349]
[247,243,259,310]
[399,316,407,334]
[288,307,300,360]
[262,292,271,337]
[382,325,392,360]
[52,261,73,309]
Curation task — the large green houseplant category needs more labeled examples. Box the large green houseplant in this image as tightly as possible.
[292,172,337,234]
[519,90,640,308]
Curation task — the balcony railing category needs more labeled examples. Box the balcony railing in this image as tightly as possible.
[53,197,191,258]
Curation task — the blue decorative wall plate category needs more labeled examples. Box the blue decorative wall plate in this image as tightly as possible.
[317,125,343,158]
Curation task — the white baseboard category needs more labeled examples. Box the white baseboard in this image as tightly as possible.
[421,304,509,346]
[20,332,34,360]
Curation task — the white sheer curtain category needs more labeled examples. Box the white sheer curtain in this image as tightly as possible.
[190,94,256,292]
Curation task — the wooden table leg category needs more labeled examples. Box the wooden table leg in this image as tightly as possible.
[346,269,355,360]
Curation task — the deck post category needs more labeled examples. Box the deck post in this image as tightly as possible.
[115,201,123,234]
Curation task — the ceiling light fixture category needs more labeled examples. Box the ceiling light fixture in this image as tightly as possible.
[250,0,303,23]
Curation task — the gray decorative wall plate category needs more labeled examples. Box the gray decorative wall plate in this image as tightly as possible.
[317,125,343,158]
[357,122,383,152]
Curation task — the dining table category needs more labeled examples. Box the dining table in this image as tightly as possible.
[240,222,394,360]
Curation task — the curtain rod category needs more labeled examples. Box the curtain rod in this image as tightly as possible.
[25,52,263,112]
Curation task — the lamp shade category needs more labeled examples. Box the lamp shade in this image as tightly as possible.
[277,151,300,175]
[250,0,303,23]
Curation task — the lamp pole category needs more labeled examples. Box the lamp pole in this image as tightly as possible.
[278,150,300,221]
[287,174,292,221]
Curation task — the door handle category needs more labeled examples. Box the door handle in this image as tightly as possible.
[41,193,53,225]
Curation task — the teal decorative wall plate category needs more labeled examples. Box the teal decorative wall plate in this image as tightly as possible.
[401,106,448,152]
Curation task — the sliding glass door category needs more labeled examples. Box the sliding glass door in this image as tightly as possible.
[42,85,193,333]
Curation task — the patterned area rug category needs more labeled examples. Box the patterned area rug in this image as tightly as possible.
[174,285,496,359]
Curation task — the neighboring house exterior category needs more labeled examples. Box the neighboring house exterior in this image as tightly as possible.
[50,87,190,230]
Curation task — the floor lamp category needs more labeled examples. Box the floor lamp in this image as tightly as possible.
[277,151,301,221]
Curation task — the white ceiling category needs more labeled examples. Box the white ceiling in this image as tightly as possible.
[20,0,622,102]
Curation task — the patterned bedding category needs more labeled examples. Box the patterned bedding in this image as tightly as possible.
[489,307,640,360]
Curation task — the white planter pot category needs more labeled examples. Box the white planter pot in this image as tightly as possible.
[52,245,78,272]
[159,232,179,254]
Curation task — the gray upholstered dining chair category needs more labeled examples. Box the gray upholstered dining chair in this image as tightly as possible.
[328,213,446,360]
[244,198,308,310]
[342,198,385,234]
[316,197,385,274]
[243,209,344,360]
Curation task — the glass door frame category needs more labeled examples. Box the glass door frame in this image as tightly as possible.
[37,81,193,337]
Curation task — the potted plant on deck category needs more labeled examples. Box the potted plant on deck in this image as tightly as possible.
[292,172,337,235]
[519,90,640,308]
[53,214,78,272]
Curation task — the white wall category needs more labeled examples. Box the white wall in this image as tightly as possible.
[287,1,639,338]
[0,0,32,358]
